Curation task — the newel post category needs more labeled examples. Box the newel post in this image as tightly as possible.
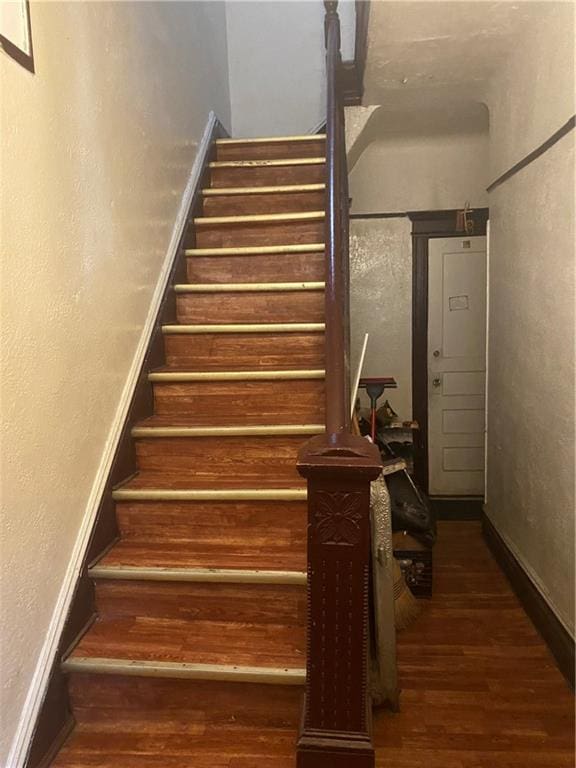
[297,433,382,768]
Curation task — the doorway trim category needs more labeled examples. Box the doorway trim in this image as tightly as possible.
[408,209,489,495]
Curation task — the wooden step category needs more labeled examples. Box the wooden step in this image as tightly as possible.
[202,184,325,216]
[132,430,313,488]
[64,611,306,672]
[55,673,301,768]
[113,497,307,563]
[92,574,306,625]
[150,374,324,424]
[99,509,307,570]
[112,488,306,501]
[53,715,299,768]
[64,672,303,718]
[215,134,325,161]
[192,211,324,249]
[209,158,325,188]
[163,327,324,371]
[186,243,325,284]
[174,282,324,324]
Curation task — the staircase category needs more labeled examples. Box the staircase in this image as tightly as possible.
[51,134,327,767]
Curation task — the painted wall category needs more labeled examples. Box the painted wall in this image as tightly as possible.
[0,2,230,764]
[225,0,355,137]
[350,218,413,419]
[349,129,489,214]
[348,122,489,418]
[484,3,575,635]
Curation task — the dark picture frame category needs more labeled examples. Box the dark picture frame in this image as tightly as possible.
[0,0,34,73]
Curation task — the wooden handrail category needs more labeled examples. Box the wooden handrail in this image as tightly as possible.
[324,1,349,439]
[296,3,382,767]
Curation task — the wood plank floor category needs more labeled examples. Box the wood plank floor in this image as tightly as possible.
[373,521,575,767]
[53,522,574,766]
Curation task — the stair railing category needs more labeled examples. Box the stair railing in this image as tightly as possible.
[296,3,382,766]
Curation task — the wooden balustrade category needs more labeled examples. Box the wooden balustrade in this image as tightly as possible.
[296,3,382,766]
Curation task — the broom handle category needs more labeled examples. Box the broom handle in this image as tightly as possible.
[350,333,369,418]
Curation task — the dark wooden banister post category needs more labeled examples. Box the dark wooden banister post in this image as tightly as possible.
[296,2,382,766]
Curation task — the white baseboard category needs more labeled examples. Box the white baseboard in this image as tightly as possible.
[6,111,219,768]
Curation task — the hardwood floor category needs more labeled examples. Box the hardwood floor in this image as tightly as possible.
[373,521,575,768]
[53,521,574,766]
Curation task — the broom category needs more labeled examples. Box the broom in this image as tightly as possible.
[393,556,421,631]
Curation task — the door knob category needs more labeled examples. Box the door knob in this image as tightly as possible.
[432,378,442,388]
[433,349,441,358]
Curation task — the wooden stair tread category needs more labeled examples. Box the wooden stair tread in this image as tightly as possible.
[194,211,324,225]
[203,182,325,195]
[216,134,325,144]
[52,722,298,768]
[68,615,306,669]
[132,415,324,434]
[148,366,324,379]
[118,474,305,491]
[161,322,325,334]
[94,539,306,573]
[173,281,324,292]
[209,158,324,168]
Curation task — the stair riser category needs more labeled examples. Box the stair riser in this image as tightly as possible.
[193,219,324,249]
[115,500,307,551]
[134,435,306,487]
[187,251,325,284]
[175,290,324,324]
[152,379,325,424]
[95,581,306,625]
[67,674,302,728]
[164,332,324,370]
[210,164,324,188]
[216,139,325,161]
[202,190,324,216]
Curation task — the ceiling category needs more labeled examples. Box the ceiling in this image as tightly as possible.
[363,1,545,128]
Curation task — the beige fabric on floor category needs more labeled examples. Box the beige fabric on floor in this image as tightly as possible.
[370,472,399,709]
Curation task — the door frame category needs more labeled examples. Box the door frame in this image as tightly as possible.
[408,209,489,495]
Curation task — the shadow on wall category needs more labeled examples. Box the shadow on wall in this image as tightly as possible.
[347,101,490,214]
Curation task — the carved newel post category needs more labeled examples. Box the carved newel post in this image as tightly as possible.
[296,433,382,768]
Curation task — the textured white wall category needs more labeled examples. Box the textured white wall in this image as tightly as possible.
[484,3,575,635]
[349,130,489,214]
[350,218,413,419]
[0,2,230,763]
[225,0,355,137]
[485,2,575,180]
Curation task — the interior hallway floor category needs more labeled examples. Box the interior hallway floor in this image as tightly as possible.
[374,520,575,767]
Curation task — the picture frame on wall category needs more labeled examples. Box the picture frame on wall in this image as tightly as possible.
[0,0,34,73]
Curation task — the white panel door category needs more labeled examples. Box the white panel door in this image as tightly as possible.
[428,236,487,496]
